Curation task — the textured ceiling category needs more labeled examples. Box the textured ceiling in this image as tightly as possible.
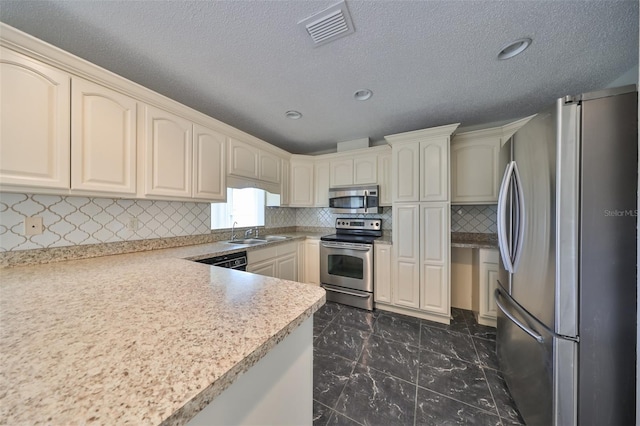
[1,1,637,154]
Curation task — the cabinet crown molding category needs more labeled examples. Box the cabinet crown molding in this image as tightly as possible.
[452,114,536,145]
[384,123,460,145]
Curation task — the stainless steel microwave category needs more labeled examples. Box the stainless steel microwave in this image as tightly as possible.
[328,185,379,214]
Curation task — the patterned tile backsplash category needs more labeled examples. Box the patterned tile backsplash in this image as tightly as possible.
[0,193,211,252]
[1,191,495,252]
[451,204,497,233]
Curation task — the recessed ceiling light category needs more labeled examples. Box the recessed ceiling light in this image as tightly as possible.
[497,38,532,60]
[285,110,302,119]
[354,89,373,101]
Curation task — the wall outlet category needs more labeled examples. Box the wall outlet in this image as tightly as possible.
[127,217,139,231]
[24,216,44,236]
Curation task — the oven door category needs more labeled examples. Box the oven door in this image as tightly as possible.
[320,242,373,292]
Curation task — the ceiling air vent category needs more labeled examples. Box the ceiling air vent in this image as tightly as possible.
[298,1,355,47]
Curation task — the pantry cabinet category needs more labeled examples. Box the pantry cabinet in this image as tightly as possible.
[140,104,193,199]
[71,77,137,195]
[385,124,459,324]
[451,130,501,204]
[377,150,392,206]
[0,47,71,190]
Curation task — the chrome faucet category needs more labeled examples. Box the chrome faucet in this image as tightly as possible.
[230,221,238,241]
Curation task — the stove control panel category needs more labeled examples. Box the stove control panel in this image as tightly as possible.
[335,218,381,231]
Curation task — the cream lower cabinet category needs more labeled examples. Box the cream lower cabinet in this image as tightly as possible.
[71,77,137,195]
[0,47,71,191]
[247,242,298,281]
[390,202,450,323]
[374,243,392,303]
[303,239,320,285]
[474,248,499,327]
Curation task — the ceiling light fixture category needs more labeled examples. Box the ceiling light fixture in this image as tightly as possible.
[497,38,532,60]
[285,110,302,119]
[354,89,373,101]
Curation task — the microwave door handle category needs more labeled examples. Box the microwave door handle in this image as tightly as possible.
[364,191,368,213]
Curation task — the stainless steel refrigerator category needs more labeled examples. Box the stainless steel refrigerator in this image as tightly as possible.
[495,85,637,426]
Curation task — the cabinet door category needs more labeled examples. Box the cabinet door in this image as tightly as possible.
[451,138,500,204]
[330,159,353,187]
[247,260,277,277]
[71,77,136,194]
[392,143,419,202]
[392,204,420,308]
[141,105,192,198]
[353,155,377,184]
[420,138,449,202]
[259,151,281,184]
[290,160,314,207]
[193,124,226,201]
[479,249,499,323]
[304,239,320,285]
[314,160,330,207]
[420,203,450,315]
[277,253,297,281]
[0,47,70,189]
[377,151,392,206]
[374,243,392,303]
[228,138,259,179]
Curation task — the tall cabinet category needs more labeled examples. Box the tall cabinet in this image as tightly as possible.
[384,124,459,324]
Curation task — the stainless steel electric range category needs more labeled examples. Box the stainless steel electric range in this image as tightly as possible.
[320,218,382,310]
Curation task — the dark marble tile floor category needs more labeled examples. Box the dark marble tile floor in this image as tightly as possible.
[313,302,525,426]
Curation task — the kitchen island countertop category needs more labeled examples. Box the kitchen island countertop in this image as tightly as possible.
[0,242,325,424]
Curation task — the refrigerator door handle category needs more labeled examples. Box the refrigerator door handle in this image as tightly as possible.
[497,161,515,273]
[494,288,544,343]
[511,161,526,272]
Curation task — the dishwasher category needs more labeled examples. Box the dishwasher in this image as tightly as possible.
[193,251,247,271]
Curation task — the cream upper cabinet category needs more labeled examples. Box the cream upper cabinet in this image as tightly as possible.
[289,158,314,207]
[314,160,330,207]
[377,150,392,206]
[451,131,501,204]
[140,104,192,198]
[193,124,226,201]
[392,203,420,308]
[228,138,259,180]
[259,150,281,184]
[329,155,377,187]
[280,158,290,206]
[329,159,353,187]
[374,243,392,304]
[0,47,71,190]
[71,77,137,195]
[419,138,449,202]
[420,203,450,315]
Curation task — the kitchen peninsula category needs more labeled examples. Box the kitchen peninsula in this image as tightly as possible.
[0,242,325,424]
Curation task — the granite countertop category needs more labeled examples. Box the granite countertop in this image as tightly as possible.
[0,239,326,425]
[451,232,498,249]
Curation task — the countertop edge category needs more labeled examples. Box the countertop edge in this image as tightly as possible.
[162,296,325,425]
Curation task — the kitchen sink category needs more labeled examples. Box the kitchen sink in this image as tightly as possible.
[263,235,290,241]
[225,238,268,245]
[224,235,291,245]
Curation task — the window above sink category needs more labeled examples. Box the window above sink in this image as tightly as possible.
[211,188,265,230]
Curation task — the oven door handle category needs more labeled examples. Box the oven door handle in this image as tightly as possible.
[322,285,370,298]
[321,243,371,251]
